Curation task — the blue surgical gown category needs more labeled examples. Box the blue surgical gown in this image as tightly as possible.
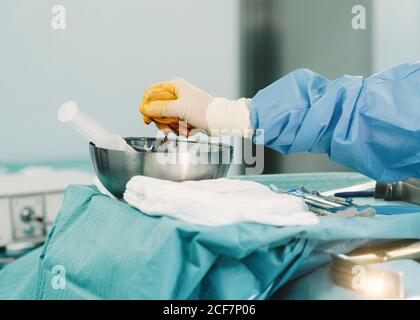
[251,62,420,182]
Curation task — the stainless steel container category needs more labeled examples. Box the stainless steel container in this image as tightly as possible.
[89,137,233,198]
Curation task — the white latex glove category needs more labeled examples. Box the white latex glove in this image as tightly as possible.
[140,78,253,138]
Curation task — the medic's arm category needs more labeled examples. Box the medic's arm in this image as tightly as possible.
[250,62,420,182]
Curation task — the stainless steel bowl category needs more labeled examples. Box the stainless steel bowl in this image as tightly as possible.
[89,137,233,198]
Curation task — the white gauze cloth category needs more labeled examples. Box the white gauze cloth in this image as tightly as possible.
[124,176,319,226]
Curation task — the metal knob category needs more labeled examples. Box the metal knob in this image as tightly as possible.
[20,207,35,223]
[24,225,35,236]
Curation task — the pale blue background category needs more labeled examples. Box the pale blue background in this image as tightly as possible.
[0,0,240,163]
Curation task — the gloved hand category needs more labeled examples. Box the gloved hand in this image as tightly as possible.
[140,78,253,137]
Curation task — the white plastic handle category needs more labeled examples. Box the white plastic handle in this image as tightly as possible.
[58,101,135,152]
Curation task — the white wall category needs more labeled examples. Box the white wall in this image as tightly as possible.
[0,0,239,163]
[372,0,420,72]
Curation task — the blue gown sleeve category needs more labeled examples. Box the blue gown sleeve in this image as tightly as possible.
[250,62,420,182]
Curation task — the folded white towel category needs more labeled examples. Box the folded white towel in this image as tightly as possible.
[124,176,319,227]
